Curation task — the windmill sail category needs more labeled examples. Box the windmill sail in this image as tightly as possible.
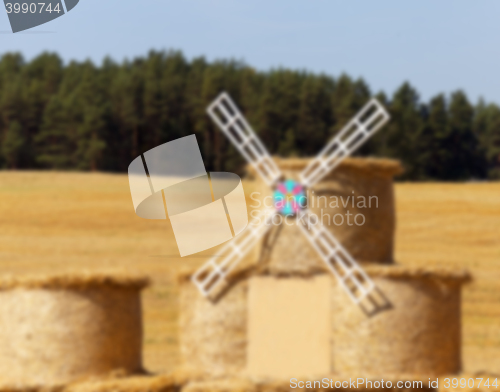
[297,210,375,304]
[207,92,282,187]
[192,209,277,297]
[199,92,390,308]
[299,98,390,188]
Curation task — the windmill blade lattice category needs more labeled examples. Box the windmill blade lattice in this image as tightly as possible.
[196,92,391,305]
[297,209,375,304]
[300,98,390,188]
[207,92,282,187]
[192,209,278,297]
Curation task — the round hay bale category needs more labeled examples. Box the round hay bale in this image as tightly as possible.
[180,375,432,392]
[0,273,149,387]
[178,265,469,379]
[331,265,471,376]
[247,157,403,267]
[178,275,247,377]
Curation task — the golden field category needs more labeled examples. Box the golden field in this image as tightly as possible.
[0,171,499,375]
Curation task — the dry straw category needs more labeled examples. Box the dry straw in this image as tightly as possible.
[64,374,178,392]
[332,265,471,376]
[248,157,403,265]
[177,158,471,378]
[0,273,149,389]
[180,375,432,392]
[178,263,470,377]
[3,372,497,392]
[179,278,248,378]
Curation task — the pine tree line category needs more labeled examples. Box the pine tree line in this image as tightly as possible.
[0,50,499,180]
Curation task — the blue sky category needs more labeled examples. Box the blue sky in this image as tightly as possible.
[1,0,499,104]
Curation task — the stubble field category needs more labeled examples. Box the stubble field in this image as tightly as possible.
[0,171,498,375]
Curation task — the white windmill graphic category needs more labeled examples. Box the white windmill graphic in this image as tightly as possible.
[192,92,390,305]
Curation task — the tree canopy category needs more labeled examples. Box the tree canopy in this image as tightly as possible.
[0,50,499,181]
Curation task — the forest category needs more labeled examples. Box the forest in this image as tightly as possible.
[0,50,499,181]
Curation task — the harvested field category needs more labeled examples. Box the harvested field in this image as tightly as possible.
[0,172,499,375]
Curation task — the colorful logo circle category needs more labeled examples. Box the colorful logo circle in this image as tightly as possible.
[273,180,306,215]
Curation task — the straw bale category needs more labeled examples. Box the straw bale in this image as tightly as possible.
[177,262,471,287]
[179,278,248,377]
[4,373,499,392]
[65,374,177,392]
[248,157,401,266]
[246,157,404,180]
[0,386,63,392]
[259,222,326,275]
[362,265,472,284]
[0,272,150,291]
[180,375,433,392]
[0,273,148,387]
[182,378,257,392]
[0,374,178,392]
[179,264,469,378]
[332,269,468,376]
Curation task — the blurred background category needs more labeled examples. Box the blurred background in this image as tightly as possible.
[0,0,499,382]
